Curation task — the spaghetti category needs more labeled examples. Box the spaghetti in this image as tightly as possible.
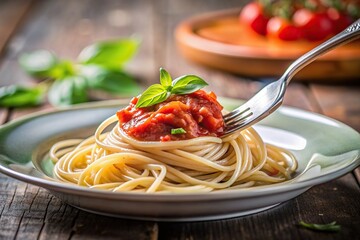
[51,72,297,193]
[51,115,297,193]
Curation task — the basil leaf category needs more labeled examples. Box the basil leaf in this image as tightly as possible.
[80,65,140,96]
[78,39,139,70]
[136,84,168,108]
[171,75,208,94]
[48,76,88,106]
[0,85,45,107]
[19,50,59,78]
[299,221,341,232]
[135,70,209,108]
[50,60,76,79]
[159,68,172,89]
[171,128,186,135]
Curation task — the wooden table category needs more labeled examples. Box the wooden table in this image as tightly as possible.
[0,0,359,239]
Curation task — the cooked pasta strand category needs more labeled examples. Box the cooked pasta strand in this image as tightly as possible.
[51,115,298,193]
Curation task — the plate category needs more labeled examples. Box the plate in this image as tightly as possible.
[175,9,360,81]
[0,99,359,221]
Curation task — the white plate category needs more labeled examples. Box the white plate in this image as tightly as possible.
[0,99,359,221]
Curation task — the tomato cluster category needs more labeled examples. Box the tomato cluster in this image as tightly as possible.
[239,1,356,41]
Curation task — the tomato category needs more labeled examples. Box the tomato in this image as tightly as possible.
[293,9,333,41]
[239,2,269,36]
[327,8,353,34]
[267,17,303,41]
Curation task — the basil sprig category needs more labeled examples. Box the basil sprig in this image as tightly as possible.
[136,68,208,108]
[78,39,138,70]
[299,221,341,232]
[19,50,60,78]
[0,85,45,107]
[1,38,140,108]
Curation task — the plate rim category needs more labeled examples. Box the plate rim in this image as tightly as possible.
[0,99,359,202]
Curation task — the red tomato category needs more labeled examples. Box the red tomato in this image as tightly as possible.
[267,17,303,41]
[239,2,269,36]
[293,9,333,41]
[327,8,353,34]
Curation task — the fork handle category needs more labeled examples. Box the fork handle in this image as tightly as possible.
[282,18,360,84]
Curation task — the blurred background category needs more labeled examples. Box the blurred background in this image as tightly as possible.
[0,1,360,239]
[0,0,246,86]
[0,0,359,127]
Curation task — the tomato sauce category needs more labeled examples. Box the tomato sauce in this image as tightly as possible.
[117,90,225,141]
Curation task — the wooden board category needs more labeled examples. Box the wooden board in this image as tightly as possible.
[175,9,360,81]
[0,0,359,239]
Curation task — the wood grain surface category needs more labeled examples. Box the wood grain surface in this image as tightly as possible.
[0,0,359,239]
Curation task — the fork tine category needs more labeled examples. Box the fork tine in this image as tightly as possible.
[224,122,246,134]
[223,106,251,122]
[225,110,253,126]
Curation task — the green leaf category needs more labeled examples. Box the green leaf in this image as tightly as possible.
[80,65,140,96]
[78,39,139,70]
[136,84,168,108]
[159,68,172,89]
[19,50,77,80]
[19,50,59,78]
[135,70,209,108]
[299,221,341,232]
[48,76,88,106]
[348,3,360,19]
[50,60,76,79]
[171,128,186,135]
[0,85,45,107]
[171,75,208,94]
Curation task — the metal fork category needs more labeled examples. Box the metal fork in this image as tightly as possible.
[223,19,360,137]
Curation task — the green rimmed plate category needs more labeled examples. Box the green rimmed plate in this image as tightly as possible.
[0,99,359,221]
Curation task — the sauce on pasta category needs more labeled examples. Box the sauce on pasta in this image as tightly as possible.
[117,90,224,141]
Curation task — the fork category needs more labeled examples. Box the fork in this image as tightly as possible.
[223,19,360,136]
